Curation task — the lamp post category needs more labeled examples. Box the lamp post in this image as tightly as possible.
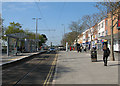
[61,24,66,46]
[62,24,68,51]
[32,18,41,51]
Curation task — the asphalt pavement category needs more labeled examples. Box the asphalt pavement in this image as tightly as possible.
[2,51,57,86]
[53,51,119,85]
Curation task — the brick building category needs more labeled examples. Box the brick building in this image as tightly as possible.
[101,9,120,51]
[76,8,120,52]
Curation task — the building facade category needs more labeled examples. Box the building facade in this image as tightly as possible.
[76,10,120,52]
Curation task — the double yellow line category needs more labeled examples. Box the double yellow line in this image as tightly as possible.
[43,54,58,86]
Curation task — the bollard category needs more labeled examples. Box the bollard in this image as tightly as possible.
[91,48,97,62]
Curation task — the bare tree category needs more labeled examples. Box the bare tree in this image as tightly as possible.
[96,1,120,15]
[82,13,101,49]
[69,20,85,34]
[69,20,87,50]
[82,13,102,29]
[95,1,120,61]
[61,31,79,46]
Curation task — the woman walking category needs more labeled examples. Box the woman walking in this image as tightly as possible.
[103,43,110,66]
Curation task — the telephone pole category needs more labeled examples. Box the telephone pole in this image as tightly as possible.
[32,18,41,51]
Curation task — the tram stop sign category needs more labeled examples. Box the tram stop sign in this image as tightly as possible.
[117,15,120,30]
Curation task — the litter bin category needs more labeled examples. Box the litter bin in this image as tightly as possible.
[91,48,97,62]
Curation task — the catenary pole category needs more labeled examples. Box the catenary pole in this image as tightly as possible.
[33,18,41,51]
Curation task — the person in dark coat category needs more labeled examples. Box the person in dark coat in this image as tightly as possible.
[80,45,83,52]
[77,46,80,53]
[103,43,110,66]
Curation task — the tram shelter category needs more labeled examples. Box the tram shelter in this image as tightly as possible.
[6,33,27,56]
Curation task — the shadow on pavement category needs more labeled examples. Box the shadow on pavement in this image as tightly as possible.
[96,60,103,62]
[55,65,73,79]
[109,64,120,66]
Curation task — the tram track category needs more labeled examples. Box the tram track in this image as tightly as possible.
[2,51,57,86]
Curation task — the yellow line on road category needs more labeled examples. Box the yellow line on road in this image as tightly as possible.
[43,54,58,86]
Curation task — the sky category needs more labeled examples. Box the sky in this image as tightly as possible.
[2,2,100,46]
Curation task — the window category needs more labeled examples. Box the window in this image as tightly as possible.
[101,23,103,28]
[99,33,100,37]
[106,30,108,35]
[99,24,100,30]
[106,20,108,26]
[119,40,120,44]
[102,31,104,36]
[114,40,117,45]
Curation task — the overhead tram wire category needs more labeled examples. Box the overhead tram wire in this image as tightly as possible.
[34,0,56,45]
[33,1,65,45]
[34,0,49,30]
[34,1,66,32]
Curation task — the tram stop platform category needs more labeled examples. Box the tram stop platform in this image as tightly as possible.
[0,50,46,66]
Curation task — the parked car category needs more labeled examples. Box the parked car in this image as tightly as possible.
[49,48,56,52]
[58,46,66,51]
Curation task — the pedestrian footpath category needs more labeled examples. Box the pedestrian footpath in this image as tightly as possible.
[87,50,119,61]
[53,51,119,84]
[0,50,46,66]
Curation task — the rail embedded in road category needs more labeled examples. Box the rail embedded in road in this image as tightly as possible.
[2,51,58,86]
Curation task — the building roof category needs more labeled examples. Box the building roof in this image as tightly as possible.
[6,33,27,39]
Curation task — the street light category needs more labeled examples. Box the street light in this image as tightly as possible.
[32,18,41,51]
[61,24,68,51]
[61,24,66,46]
[61,24,65,35]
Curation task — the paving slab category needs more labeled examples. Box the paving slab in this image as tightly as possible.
[53,51,119,84]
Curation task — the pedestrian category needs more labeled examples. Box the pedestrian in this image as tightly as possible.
[103,43,110,66]
[73,47,75,51]
[81,45,83,52]
[20,46,22,53]
[70,46,72,51]
[79,46,81,52]
[84,46,86,52]
[77,46,80,52]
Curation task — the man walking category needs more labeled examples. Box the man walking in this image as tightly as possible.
[103,42,110,66]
